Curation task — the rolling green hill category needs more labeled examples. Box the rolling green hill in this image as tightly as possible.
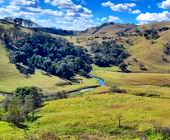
[0,43,98,94]
[1,20,170,140]
[0,21,99,94]
[126,29,170,73]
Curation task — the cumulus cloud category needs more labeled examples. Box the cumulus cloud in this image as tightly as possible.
[102,1,141,14]
[136,11,170,24]
[159,0,170,9]
[107,16,121,22]
[101,16,121,23]
[0,0,4,3]
[0,0,95,30]
[132,10,141,14]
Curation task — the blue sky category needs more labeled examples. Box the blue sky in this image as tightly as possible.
[0,0,170,30]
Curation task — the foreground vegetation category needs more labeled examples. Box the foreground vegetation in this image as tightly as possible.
[1,93,170,139]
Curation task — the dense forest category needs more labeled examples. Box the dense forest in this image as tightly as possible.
[7,33,92,79]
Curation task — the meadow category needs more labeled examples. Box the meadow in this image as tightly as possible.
[1,93,170,139]
[92,65,170,99]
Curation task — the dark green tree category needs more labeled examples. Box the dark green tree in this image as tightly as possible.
[15,87,43,109]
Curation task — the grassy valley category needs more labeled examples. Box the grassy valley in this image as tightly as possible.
[0,19,170,140]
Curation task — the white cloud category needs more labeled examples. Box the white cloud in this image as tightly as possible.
[0,0,95,30]
[107,16,121,22]
[101,17,107,22]
[101,16,121,23]
[101,1,140,14]
[0,0,4,3]
[136,11,170,24]
[44,0,73,8]
[159,0,170,9]
[132,10,141,14]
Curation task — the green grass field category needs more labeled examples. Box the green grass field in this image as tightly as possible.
[92,66,170,99]
[1,94,170,139]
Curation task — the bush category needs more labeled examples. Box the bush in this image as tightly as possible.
[164,42,170,55]
[109,86,126,93]
[143,29,160,40]
[5,96,24,126]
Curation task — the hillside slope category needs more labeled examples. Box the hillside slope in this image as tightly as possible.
[127,29,170,72]
[0,43,98,94]
[69,22,170,73]
[0,20,99,94]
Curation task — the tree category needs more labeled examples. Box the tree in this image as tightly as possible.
[5,97,23,126]
[119,63,128,72]
[21,95,35,121]
[10,51,26,65]
[15,87,44,109]
[2,87,44,127]
[91,41,129,67]
[2,96,11,111]
[164,42,170,55]
[55,63,75,79]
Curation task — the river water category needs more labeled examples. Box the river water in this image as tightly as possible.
[78,74,106,93]
[0,74,106,97]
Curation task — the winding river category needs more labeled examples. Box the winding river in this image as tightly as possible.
[0,75,106,98]
[78,74,106,93]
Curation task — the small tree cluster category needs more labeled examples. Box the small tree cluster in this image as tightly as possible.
[143,29,160,40]
[91,40,129,67]
[2,87,44,127]
[4,17,39,28]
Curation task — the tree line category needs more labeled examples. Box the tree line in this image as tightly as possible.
[2,17,39,28]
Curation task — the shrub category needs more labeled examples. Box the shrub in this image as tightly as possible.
[164,42,170,55]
